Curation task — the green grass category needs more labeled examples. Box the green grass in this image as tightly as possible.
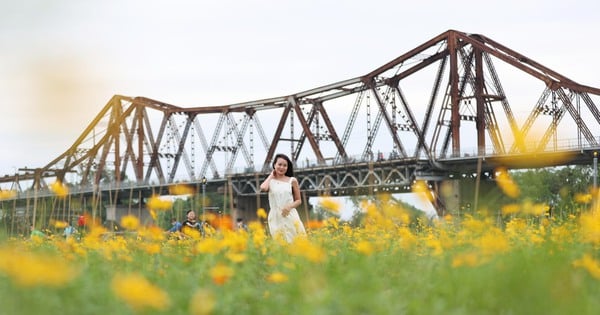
[1,215,600,315]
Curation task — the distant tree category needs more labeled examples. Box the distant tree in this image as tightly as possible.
[511,165,593,218]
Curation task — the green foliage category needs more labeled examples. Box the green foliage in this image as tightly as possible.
[512,165,593,218]
[1,217,600,315]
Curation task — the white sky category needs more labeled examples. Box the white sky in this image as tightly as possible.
[1,0,599,177]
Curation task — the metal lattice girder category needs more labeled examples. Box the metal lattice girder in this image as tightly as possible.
[3,30,600,193]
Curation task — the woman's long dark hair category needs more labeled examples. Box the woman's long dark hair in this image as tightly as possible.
[272,153,294,177]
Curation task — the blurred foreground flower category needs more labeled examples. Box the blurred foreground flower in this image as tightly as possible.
[319,197,341,214]
[51,219,69,229]
[411,180,434,203]
[146,195,173,211]
[354,240,375,256]
[120,215,140,230]
[573,254,600,279]
[169,183,196,195]
[112,273,171,312]
[190,288,216,315]
[0,248,80,287]
[495,167,520,198]
[266,272,289,283]
[288,237,326,263]
[50,181,69,198]
[210,264,234,285]
[0,189,17,200]
[257,208,267,219]
[452,252,483,267]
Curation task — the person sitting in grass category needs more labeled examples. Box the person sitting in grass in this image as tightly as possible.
[30,225,46,239]
[168,217,182,233]
[179,210,204,237]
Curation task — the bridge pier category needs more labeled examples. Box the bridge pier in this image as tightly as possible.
[234,194,268,223]
[433,177,505,217]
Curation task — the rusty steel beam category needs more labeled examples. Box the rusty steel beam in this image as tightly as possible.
[449,31,461,156]
[290,97,325,164]
[4,29,600,198]
[315,101,348,161]
[264,105,292,170]
[475,46,485,155]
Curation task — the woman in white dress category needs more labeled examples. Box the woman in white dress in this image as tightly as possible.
[260,153,307,243]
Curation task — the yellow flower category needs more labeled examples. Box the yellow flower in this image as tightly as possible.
[51,220,68,229]
[0,189,17,200]
[257,208,267,219]
[169,183,196,196]
[50,181,69,198]
[182,226,203,239]
[573,254,600,279]
[579,212,600,245]
[111,273,171,311]
[189,288,216,315]
[495,167,520,198]
[195,238,222,254]
[501,203,520,216]
[411,180,434,203]
[319,197,341,214]
[266,272,288,283]
[354,240,375,256]
[0,248,80,287]
[575,193,593,204]
[139,225,166,241]
[120,215,140,230]
[146,195,173,211]
[452,252,483,267]
[226,252,247,263]
[288,237,326,263]
[265,257,277,267]
[143,243,161,255]
[475,230,510,255]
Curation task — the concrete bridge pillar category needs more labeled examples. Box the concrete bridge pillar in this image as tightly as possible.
[434,177,504,217]
[234,194,268,222]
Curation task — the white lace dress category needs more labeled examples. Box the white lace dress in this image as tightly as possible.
[267,177,306,242]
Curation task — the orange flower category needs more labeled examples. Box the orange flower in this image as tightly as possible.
[210,264,234,285]
[306,220,324,229]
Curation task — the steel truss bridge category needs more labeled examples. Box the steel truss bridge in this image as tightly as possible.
[2,29,600,217]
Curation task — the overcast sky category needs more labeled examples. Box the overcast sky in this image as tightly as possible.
[1,0,599,177]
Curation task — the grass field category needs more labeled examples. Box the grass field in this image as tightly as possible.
[2,192,600,315]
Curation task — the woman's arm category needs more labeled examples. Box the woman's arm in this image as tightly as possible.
[282,177,302,216]
[259,170,275,191]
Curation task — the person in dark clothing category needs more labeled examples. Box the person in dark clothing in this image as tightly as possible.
[179,210,203,237]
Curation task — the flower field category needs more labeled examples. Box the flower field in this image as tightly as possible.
[2,183,600,314]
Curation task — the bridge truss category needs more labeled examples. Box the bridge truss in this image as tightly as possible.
[2,30,600,205]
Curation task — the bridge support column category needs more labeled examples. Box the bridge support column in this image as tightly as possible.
[235,194,268,222]
[430,180,459,217]
[433,177,505,218]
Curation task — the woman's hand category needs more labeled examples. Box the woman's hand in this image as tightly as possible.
[281,206,291,217]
